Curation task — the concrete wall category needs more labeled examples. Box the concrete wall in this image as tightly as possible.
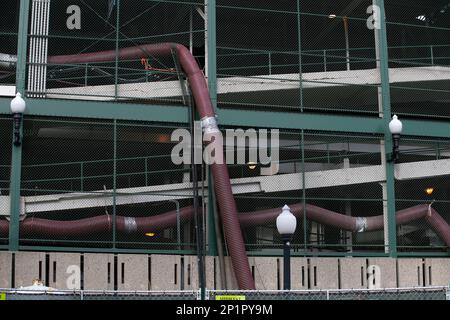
[310,258,339,289]
[14,252,46,288]
[290,257,308,290]
[184,256,216,290]
[48,252,81,290]
[117,254,149,291]
[2,252,448,290]
[0,252,12,288]
[150,254,181,290]
[249,257,279,290]
[367,258,397,289]
[424,258,450,286]
[223,257,238,290]
[397,258,424,287]
[339,258,367,289]
[83,253,114,290]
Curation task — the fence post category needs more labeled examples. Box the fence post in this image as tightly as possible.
[430,46,434,66]
[446,285,450,300]
[268,52,272,75]
[326,290,330,300]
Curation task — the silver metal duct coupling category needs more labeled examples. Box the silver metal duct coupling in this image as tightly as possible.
[355,217,368,233]
[0,53,18,70]
[200,116,220,135]
[123,217,138,233]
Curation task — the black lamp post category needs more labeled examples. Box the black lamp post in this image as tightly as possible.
[388,115,403,163]
[276,205,297,290]
[10,92,26,146]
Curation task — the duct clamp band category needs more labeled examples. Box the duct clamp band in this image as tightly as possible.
[124,217,138,233]
[356,217,368,233]
[201,116,220,135]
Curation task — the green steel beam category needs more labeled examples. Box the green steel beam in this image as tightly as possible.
[402,119,450,138]
[207,0,217,113]
[0,98,190,123]
[218,109,384,133]
[206,0,218,257]
[377,0,397,258]
[8,0,30,252]
[18,245,196,255]
[1,98,450,138]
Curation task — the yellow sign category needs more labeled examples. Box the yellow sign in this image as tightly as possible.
[215,295,246,300]
[0,293,6,301]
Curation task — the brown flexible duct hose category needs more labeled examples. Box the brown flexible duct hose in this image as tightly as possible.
[425,207,450,248]
[0,206,195,238]
[1,203,448,249]
[49,43,255,289]
[239,203,449,248]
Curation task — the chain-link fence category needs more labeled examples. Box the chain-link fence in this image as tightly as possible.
[229,130,387,254]
[209,286,449,300]
[0,286,447,300]
[24,0,204,103]
[0,0,18,87]
[0,117,12,247]
[216,0,382,114]
[11,117,201,253]
[385,0,450,119]
[395,137,450,253]
[1,0,445,118]
[0,116,448,254]
[0,289,198,300]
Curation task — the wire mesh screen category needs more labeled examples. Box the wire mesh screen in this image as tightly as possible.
[228,129,386,254]
[0,117,12,245]
[0,286,447,300]
[14,117,199,253]
[208,286,448,300]
[216,0,381,114]
[385,0,450,119]
[395,138,450,252]
[38,0,204,103]
[0,0,19,86]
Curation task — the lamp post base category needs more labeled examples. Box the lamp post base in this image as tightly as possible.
[282,234,292,290]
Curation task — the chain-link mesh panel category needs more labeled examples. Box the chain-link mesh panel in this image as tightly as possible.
[14,117,201,253]
[36,0,204,103]
[208,286,448,300]
[226,128,387,254]
[303,132,384,252]
[0,289,198,300]
[385,0,450,119]
[216,0,381,115]
[0,0,19,86]
[1,287,446,300]
[397,138,450,164]
[19,117,114,248]
[394,137,450,252]
[0,117,12,246]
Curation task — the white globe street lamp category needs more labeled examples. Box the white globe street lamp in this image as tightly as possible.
[388,115,403,162]
[10,92,26,146]
[276,205,297,290]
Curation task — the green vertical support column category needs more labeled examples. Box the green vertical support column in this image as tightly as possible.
[114,0,120,101]
[297,0,307,250]
[9,0,31,251]
[376,0,397,257]
[206,0,218,256]
[296,0,304,112]
[112,119,117,249]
